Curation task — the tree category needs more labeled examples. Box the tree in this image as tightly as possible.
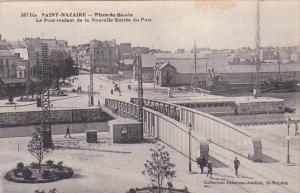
[27,127,53,170]
[142,142,176,193]
[48,50,78,84]
[32,50,79,89]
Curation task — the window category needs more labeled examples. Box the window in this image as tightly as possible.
[6,59,9,65]
[208,103,213,107]
[0,59,3,65]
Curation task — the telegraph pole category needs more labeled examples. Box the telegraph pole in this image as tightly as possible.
[40,43,52,148]
[136,55,144,134]
[89,45,94,106]
[254,0,261,98]
[193,40,197,87]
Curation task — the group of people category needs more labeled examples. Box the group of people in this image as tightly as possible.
[197,155,240,178]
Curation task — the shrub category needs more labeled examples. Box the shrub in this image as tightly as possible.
[13,169,22,177]
[127,188,136,193]
[57,161,63,170]
[58,168,74,179]
[41,170,52,179]
[30,162,40,169]
[142,143,176,193]
[46,160,54,166]
[23,168,33,180]
[16,162,24,170]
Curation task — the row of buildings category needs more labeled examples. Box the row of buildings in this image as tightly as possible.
[0,35,74,98]
[135,51,300,90]
[1,33,300,97]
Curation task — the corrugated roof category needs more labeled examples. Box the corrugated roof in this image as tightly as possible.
[141,54,156,67]
[170,62,300,74]
[141,52,228,68]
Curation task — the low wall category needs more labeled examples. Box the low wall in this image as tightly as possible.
[0,108,113,128]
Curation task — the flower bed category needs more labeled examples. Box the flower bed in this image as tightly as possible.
[4,163,74,183]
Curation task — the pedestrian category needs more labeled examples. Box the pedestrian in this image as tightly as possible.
[64,126,72,138]
[295,123,299,136]
[197,155,207,174]
[207,160,212,178]
[111,89,114,95]
[234,157,240,177]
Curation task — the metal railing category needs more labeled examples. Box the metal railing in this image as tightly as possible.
[129,98,261,160]
[105,98,206,161]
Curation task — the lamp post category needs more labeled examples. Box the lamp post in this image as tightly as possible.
[188,122,192,173]
[287,118,291,164]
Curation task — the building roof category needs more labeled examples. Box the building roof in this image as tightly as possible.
[12,48,28,60]
[141,52,228,69]
[0,77,27,84]
[170,62,300,74]
[159,63,176,70]
[0,50,15,57]
[122,59,134,65]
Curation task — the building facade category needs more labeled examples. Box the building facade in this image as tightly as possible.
[117,43,132,60]
[90,39,118,73]
[0,50,18,78]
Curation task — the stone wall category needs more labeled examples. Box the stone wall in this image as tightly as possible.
[0,108,113,128]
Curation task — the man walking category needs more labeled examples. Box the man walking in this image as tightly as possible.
[64,126,72,138]
[207,160,213,178]
[234,157,240,177]
[197,155,207,174]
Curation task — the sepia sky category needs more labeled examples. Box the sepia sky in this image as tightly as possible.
[0,0,299,51]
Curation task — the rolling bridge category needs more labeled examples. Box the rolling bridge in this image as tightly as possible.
[105,98,262,162]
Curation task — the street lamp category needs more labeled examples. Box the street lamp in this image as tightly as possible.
[287,118,291,164]
[188,122,192,173]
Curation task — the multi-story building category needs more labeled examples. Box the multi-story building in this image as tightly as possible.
[0,34,8,50]
[24,37,72,78]
[0,49,27,98]
[260,47,277,62]
[76,44,91,69]
[117,43,132,60]
[89,39,118,73]
[0,50,18,78]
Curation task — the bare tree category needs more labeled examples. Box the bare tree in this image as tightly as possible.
[142,142,176,193]
[27,127,53,169]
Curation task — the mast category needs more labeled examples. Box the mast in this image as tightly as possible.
[194,40,197,75]
[193,40,197,87]
[277,46,281,81]
[254,0,261,98]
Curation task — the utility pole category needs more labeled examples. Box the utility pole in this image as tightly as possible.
[205,53,208,90]
[254,0,261,98]
[136,55,144,135]
[89,44,94,106]
[40,43,52,148]
[277,46,281,81]
[193,40,197,88]
[287,118,291,164]
[188,123,192,172]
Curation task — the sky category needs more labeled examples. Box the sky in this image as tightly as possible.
[0,0,299,51]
